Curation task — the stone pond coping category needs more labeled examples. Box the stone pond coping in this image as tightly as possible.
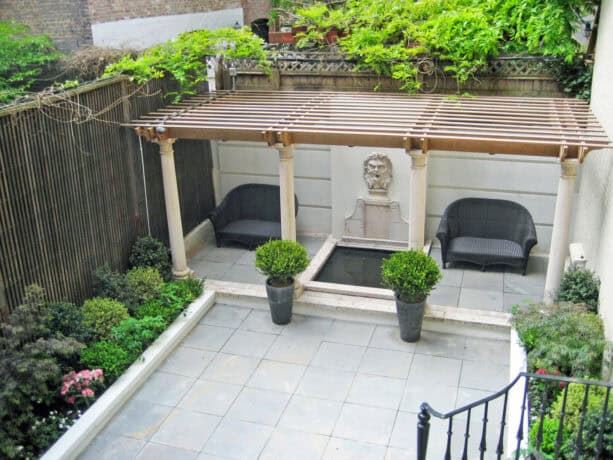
[41,290,216,460]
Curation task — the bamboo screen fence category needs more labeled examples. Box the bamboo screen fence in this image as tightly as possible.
[0,78,215,313]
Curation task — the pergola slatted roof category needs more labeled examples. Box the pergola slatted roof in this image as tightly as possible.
[130,90,612,159]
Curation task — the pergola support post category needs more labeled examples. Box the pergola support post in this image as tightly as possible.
[276,144,297,242]
[407,149,428,250]
[544,160,578,304]
[158,138,191,278]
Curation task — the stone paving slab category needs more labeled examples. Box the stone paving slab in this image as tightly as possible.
[81,302,511,460]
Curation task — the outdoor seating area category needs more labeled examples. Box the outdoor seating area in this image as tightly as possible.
[80,302,510,460]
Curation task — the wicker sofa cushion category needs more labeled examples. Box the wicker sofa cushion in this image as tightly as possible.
[219,219,281,240]
[448,237,523,261]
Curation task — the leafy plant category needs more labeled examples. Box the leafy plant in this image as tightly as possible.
[561,409,613,459]
[558,268,600,312]
[60,369,104,408]
[0,285,84,459]
[125,267,164,312]
[110,316,166,357]
[128,236,173,281]
[80,341,133,382]
[25,409,82,459]
[45,301,92,344]
[381,250,442,303]
[528,415,567,459]
[255,240,310,285]
[135,278,203,324]
[293,0,597,93]
[549,383,609,435]
[104,27,269,101]
[93,264,128,302]
[549,57,593,101]
[0,20,60,104]
[81,297,130,340]
[512,303,605,377]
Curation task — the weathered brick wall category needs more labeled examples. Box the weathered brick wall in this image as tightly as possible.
[0,0,92,51]
[88,0,241,24]
[0,0,254,52]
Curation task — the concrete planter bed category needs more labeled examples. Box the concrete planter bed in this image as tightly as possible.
[41,290,216,460]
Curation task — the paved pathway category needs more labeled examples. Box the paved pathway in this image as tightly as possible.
[81,303,511,460]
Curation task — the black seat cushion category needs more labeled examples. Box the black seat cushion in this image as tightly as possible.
[448,237,523,261]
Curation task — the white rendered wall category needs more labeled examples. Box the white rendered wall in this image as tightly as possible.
[215,141,559,251]
[91,9,243,49]
[572,0,613,351]
[214,141,332,235]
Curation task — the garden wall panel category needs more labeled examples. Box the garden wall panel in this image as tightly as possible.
[0,78,214,312]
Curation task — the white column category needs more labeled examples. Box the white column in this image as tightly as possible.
[158,138,191,278]
[407,150,428,250]
[276,144,297,241]
[544,160,578,304]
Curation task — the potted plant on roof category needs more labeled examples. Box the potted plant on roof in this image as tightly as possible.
[256,240,310,325]
[381,250,442,342]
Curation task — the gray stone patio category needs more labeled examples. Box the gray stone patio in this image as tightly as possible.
[80,303,511,460]
[189,237,546,313]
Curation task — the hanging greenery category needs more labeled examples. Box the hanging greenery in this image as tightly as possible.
[104,27,269,101]
[0,20,60,104]
[293,0,598,91]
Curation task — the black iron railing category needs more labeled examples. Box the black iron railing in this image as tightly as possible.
[417,372,612,460]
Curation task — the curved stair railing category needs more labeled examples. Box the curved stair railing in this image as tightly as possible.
[417,372,611,460]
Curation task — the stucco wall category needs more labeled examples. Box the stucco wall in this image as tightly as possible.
[572,0,613,354]
[216,141,559,252]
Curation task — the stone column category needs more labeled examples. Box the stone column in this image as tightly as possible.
[158,139,191,278]
[544,160,578,304]
[407,150,428,250]
[276,144,297,242]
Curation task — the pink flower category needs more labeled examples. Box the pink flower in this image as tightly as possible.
[536,368,547,375]
[81,389,94,397]
[67,396,76,404]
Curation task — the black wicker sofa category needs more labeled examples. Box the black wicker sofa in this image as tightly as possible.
[208,183,299,249]
[436,198,537,275]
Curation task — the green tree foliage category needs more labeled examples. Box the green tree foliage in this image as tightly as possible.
[104,27,269,101]
[558,268,600,312]
[81,297,130,340]
[255,240,310,284]
[294,0,597,91]
[0,20,60,104]
[125,267,164,312]
[380,250,442,303]
[128,236,173,282]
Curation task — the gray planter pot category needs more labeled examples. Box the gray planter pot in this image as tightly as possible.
[265,278,295,325]
[395,297,426,342]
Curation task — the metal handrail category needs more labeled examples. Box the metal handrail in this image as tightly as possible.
[417,372,612,460]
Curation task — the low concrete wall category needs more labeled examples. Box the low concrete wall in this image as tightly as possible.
[91,8,243,48]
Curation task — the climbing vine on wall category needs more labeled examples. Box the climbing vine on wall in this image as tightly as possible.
[104,27,269,101]
[293,0,598,91]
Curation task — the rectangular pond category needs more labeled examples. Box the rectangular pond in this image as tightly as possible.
[314,246,395,288]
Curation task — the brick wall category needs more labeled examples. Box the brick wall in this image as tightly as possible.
[88,0,241,24]
[0,0,92,51]
[0,0,253,52]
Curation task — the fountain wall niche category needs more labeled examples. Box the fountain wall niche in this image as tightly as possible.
[344,152,409,241]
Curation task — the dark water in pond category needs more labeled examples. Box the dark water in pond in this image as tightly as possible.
[315,246,396,288]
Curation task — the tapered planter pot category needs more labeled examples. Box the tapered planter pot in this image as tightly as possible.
[266,278,295,325]
[395,297,426,342]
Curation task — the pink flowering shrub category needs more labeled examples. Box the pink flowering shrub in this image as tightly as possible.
[60,369,104,407]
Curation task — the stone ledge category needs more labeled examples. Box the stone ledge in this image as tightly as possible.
[41,290,216,460]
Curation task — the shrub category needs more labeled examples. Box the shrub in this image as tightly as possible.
[381,250,442,303]
[512,303,605,377]
[93,264,128,302]
[125,267,164,311]
[129,236,172,281]
[528,415,567,459]
[82,297,129,340]
[561,409,613,459]
[0,285,84,459]
[25,409,82,459]
[80,341,133,382]
[110,316,166,357]
[135,279,202,324]
[558,268,600,313]
[549,383,609,435]
[60,369,104,408]
[45,301,92,344]
[255,240,309,284]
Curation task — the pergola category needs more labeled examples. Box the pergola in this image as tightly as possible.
[130,90,613,304]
